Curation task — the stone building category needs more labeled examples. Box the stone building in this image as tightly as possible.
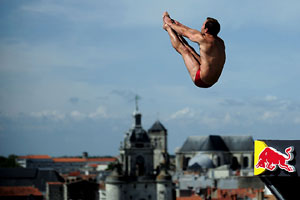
[176,135,254,175]
[46,179,99,200]
[148,120,168,171]
[0,168,64,195]
[104,105,174,200]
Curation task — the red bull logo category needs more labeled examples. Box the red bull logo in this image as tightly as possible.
[255,146,296,173]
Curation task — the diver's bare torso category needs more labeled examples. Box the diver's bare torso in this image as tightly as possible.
[199,35,226,85]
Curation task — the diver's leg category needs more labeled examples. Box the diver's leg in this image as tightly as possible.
[164,25,200,81]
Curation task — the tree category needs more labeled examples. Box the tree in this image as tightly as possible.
[0,155,21,168]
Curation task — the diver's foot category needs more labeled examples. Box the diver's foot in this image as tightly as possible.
[163,23,169,31]
[163,11,174,25]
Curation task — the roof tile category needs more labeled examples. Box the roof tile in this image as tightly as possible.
[0,186,42,196]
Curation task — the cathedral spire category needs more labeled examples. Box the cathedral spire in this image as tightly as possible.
[133,95,142,127]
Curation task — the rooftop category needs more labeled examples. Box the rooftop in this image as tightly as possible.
[148,120,167,132]
[18,156,117,163]
[0,186,42,197]
[18,155,51,159]
[179,135,253,153]
[52,158,86,163]
[177,194,202,200]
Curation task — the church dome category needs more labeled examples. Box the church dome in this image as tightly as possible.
[188,153,215,170]
[127,105,150,144]
[129,127,150,143]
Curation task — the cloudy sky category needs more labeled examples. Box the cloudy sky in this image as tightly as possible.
[1,0,300,157]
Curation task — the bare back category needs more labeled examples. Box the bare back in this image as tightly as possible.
[199,35,226,84]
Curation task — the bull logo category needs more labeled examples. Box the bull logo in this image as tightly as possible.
[255,146,296,173]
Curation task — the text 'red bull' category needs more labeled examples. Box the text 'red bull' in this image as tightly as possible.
[255,146,296,173]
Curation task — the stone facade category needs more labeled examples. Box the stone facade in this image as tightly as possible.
[104,105,174,200]
[148,121,168,171]
[175,135,254,175]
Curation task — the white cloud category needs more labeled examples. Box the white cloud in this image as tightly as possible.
[70,110,86,120]
[169,107,194,120]
[88,106,108,119]
[30,110,65,121]
[28,106,110,122]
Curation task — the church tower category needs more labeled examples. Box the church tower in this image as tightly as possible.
[120,96,154,177]
[105,96,173,200]
[148,120,168,170]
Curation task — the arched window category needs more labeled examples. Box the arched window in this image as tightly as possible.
[136,156,145,176]
[231,156,241,170]
[183,157,190,171]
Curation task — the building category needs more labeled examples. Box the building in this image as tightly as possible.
[174,135,266,199]
[16,154,117,175]
[148,120,168,171]
[16,155,52,168]
[0,168,64,196]
[104,104,174,200]
[46,179,99,200]
[176,135,254,176]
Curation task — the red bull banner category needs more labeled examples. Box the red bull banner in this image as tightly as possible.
[254,140,299,176]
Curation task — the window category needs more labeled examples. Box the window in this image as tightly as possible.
[136,156,145,176]
[231,156,240,170]
[243,157,249,168]
[183,157,190,171]
[213,155,221,166]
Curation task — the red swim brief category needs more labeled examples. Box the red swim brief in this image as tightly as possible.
[194,69,213,88]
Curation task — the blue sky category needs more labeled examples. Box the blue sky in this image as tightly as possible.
[1,0,300,157]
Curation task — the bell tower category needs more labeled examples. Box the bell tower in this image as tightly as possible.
[120,96,154,177]
[105,96,174,200]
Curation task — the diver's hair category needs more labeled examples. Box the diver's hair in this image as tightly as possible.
[205,17,220,36]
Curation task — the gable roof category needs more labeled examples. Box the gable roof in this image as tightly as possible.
[222,136,253,151]
[178,135,253,153]
[179,135,229,152]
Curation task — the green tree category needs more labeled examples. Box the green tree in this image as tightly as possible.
[0,155,21,168]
